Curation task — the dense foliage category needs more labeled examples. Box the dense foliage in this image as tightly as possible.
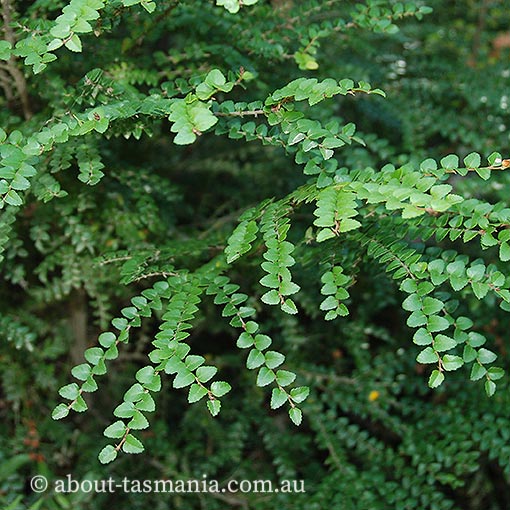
[1,0,510,508]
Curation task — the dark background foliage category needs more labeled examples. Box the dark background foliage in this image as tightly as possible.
[1,1,509,509]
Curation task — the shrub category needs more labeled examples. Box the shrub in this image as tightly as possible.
[1,1,509,508]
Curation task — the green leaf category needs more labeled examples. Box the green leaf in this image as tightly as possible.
[264,350,285,369]
[485,379,496,397]
[112,318,128,331]
[173,129,196,145]
[256,366,275,386]
[440,154,459,170]
[400,279,418,294]
[210,381,231,397]
[499,242,510,262]
[216,0,241,14]
[204,69,232,92]
[5,190,23,206]
[407,311,427,327]
[135,366,155,385]
[71,363,92,381]
[463,345,477,363]
[237,332,254,348]
[98,332,116,348]
[247,348,265,369]
[184,355,205,371]
[433,335,456,352]
[477,348,497,364]
[84,347,104,365]
[52,404,70,420]
[276,369,296,387]
[271,387,288,409]
[466,264,485,282]
[73,18,93,34]
[261,289,280,305]
[316,229,335,242]
[173,369,195,388]
[254,334,272,350]
[122,434,144,454]
[94,116,109,133]
[488,151,502,165]
[188,383,208,403]
[225,220,259,263]
[319,146,334,160]
[114,401,136,418]
[245,321,259,334]
[281,298,298,314]
[413,328,433,345]
[128,410,150,429]
[463,152,481,168]
[290,386,309,403]
[402,293,421,312]
[0,40,11,60]
[475,167,491,180]
[289,407,302,426]
[456,316,474,330]
[442,354,463,371]
[131,296,148,309]
[81,376,98,392]
[123,383,145,402]
[121,306,138,319]
[420,158,437,172]
[487,366,504,380]
[71,395,88,412]
[141,1,156,13]
[190,102,218,131]
[207,399,221,416]
[416,347,438,364]
[279,280,300,296]
[59,383,80,400]
[421,297,443,315]
[428,369,444,388]
[104,344,118,360]
[65,34,83,52]
[136,393,156,412]
[11,175,30,191]
[50,23,71,39]
[471,282,490,299]
[196,366,218,383]
[259,273,279,288]
[470,363,487,381]
[427,315,450,332]
[418,282,434,297]
[104,421,127,439]
[98,445,118,464]
[339,219,361,232]
[467,332,486,347]
[164,356,185,374]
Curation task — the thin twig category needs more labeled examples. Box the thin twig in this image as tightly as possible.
[215,109,265,117]
[0,66,14,101]
[1,0,32,119]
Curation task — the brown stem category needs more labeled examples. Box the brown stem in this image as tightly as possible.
[469,0,489,67]
[69,288,89,366]
[215,109,265,117]
[0,66,14,102]
[1,0,32,119]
